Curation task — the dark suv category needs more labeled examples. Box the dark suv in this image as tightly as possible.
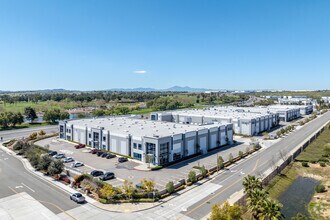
[118,157,128,163]
[96,151,104,157]
[106,154,116,159]
[48,151,57,156]
[99,172,115,181]
[90,170,104,177]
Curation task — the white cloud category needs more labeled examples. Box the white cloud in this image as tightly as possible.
[133,70,146,74]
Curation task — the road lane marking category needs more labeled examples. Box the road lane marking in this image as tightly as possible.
[21,182,36,192]
[177,177,242,220]
[15,186,23,189]
[8,186,77,220]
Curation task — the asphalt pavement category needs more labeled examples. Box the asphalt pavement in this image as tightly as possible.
[179,111,330,219]
[0,125,58,141]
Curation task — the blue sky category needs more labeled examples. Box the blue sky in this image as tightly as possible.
[0,0,329,91]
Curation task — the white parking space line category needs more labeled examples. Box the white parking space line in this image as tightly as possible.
[21,182,35,192]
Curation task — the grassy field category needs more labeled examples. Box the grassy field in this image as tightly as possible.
[296,126,330,162]
[266,126,330,219]
[0,101,83,113]
[266,163,300,199]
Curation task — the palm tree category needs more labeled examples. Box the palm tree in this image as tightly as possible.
[246,189,268,219]
[263,198,284,220]
[243,175,263,196]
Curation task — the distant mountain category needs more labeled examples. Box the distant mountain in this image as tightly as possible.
[163,86,210,92]
[106,86,212,92]
[0,86,218,93]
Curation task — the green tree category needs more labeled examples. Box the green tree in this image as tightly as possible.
[263,198,284,220]
[228,153,234,163]
[200,165,208,177]
[188,170,197,183]
[140,178,155,193]
[121,180,135,200]
[47,159,64,176]
[238,151,244,158]
[217,156,224,169]
[166,181,175,194]
[37,155,52,171]
[243,175,263,196]
[24,107,38,123]
[208,201,242,220]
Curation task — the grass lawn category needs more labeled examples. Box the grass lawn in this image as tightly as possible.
[0,101,83,113]
[266,163,300,199]
[296,126,330,162]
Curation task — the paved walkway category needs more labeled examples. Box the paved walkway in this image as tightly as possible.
[0,192,61,220]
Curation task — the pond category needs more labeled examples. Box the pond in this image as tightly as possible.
[278,176,319,219]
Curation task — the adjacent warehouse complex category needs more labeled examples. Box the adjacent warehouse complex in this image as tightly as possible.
[151,105,313,136]
[59,117,233,166]
[151,108,279,136]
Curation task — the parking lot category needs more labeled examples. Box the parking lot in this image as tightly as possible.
[36,136,257,190]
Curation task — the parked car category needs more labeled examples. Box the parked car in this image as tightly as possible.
[106,154,116,159]
[96,151,104,157]
[70,193,85,203]
[90,170,104,177]
[63,157,74,163]
[54,153,65,159]
[48,151,57,156]
[75,144,85,149]
[71,162,84,168]
[118,157,128,163]
[99,172,115,181]
[101,152,108,158]
[89,149,101,154]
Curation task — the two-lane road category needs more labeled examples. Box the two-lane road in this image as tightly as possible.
[0,125,58,141]
[179,111,330,219]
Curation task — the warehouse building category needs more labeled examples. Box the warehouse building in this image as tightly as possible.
[59,117,233,166]
[151,108,279,136]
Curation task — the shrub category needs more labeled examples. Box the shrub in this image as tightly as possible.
[301,162,309,167]
[151,166,163,171]
[13,141,23,151]
[166,181,175,194]
[245,147,250,154]
[319,161,326,167]
[28,154,40,168]
[187,170,197,183]
[38,130,46,136]
[99,184,118,199]
[29,132,38,140]
[99,198,108,204]
[315,184,326,193]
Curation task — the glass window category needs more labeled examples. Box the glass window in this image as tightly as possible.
[103,136,106,141]
[138,144,142,150]
[88,133,91,138]
[133,152,142,161]
[133,143,137,149]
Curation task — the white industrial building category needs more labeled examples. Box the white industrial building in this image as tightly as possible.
[151,108,279,136]
[59,117,233,166]
[321,97,330,103]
